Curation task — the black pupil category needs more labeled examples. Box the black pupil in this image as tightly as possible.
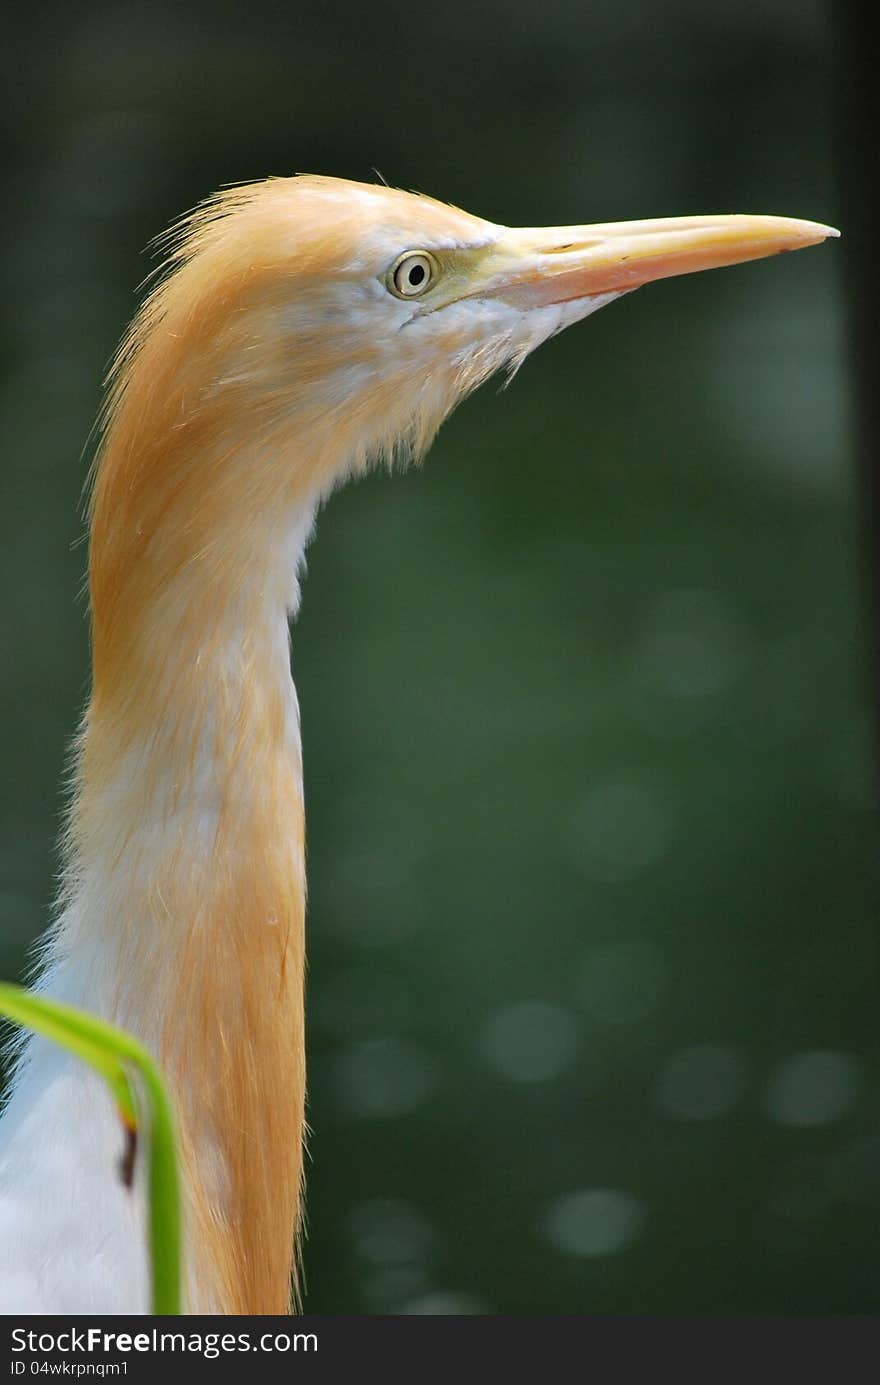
[407,262,426,287]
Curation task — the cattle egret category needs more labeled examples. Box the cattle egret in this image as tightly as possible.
[0,177,837,1313]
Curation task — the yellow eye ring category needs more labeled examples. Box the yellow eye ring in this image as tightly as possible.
[387,251,439,299]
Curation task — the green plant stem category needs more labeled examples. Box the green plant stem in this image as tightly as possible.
[0,982,182,1314]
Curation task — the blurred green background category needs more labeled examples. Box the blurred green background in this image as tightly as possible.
[1,0,877,1314]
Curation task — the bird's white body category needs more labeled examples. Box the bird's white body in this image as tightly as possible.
[0,176,835,1314]
[0,999,149,1313]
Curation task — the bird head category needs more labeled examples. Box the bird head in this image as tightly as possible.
[90,175,837,682]
[124,176,837,489]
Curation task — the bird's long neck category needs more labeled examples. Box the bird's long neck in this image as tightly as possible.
[66,516,310,1315]
[53,271,322,1312]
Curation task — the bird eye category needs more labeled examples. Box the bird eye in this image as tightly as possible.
[388,251,438,299]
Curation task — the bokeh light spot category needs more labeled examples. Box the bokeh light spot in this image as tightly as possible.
[479,1000,580,1083]
[542,1188,645,1258]
[360,1265,430,1311]
[398,1291,488,1314]
[570,772,674,882]
[334,1037,436,1118]
[347,1197,434,1266]
[764,1051,860,1128]
[634,587,747,701]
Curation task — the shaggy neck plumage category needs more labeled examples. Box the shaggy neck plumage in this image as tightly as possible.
[55,245,320,1312]
[66,554,307,1315]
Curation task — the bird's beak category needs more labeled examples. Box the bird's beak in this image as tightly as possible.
[474,214,839,308]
